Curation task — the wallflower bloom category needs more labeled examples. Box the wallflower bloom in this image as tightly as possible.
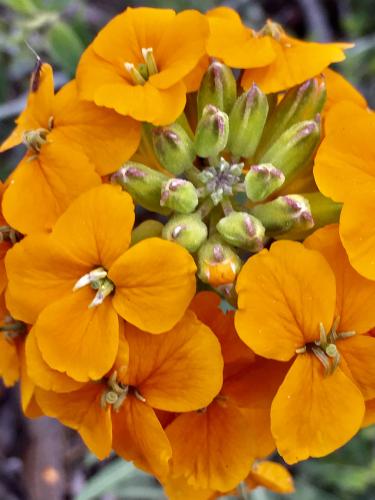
[33,311,223,473]
[242,20,351,94]
[76,7,209,125]
[0,63,140,234]
[5,184,197,381]
[235,228,375,463]
[314,101,375,279]
[163,292,286,494]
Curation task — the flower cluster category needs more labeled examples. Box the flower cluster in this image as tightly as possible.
[1,5,374,499]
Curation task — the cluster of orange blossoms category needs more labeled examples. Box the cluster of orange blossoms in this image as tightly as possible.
[1,6,375,499]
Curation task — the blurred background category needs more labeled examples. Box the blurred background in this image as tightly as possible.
[0,0,374,499]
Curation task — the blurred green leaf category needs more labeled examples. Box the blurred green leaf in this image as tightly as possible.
[76,459,138,500]
[47,21,84,75]
[0,0,37,14]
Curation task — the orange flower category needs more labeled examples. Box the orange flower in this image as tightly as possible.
[236,231,375,463]
[314,101,375,279]
[6,184,197,381]
[76,7,209,125]
[1,63,140,234]
[242,20,351,94]
[206,7,275,69]
[33,311,223,473]
[163,292,287,493]
[245,460,294,494]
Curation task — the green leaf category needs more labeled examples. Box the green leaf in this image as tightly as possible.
[76,459,138,500]
[47,21,84,75]
[0,0,37,14]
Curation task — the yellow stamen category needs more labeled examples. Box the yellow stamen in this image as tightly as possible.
[124,62,147,85]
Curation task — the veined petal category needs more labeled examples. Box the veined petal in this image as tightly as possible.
[53,81,141,176]
[51,184,135,270]
[35,288,119,382]
[109,238,196,334]
[305,225,375,333]
[121,311,223,412]
[36,384,112,459]
[165,398,256,492]
[235,241,336,360]
[112,395,172,478]
[271,354,364,464]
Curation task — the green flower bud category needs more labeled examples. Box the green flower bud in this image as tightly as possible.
[111,162,170,215]
[197,235,241,286]
[131,220,164,246]
[194,105,229,158]
[250,194,314,235]
[257,77,326,157]
[216,211,265,252]
[160,179,198,214]
[258,119,320,181]
[197,61,237,118]
[227,84,269,159]
[162,213,208,253]
[245,163,285,202]
[152,123,195,175]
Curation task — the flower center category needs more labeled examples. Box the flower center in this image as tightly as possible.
[100,371,146,412]
[22,116,54,154]
[73,266,115,308]
[124,47,158,86]
[198,157,244,207]
[0,314,26,342]
[296,317,356,376]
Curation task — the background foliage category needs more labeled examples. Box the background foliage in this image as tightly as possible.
[0,0,374,498]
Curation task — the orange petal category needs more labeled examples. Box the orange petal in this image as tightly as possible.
[314,103,375,202]
[324,68,367,111]
[0,335,19,386]
[53,80,140,176]
[2,133,101,235]
[5,234,86,324]
[246,461,295,494]
[271,354,364,464]
[305,225,375,333]
[162,475,213,500]
[0,63,54,152]
[190,291,255,373]
[25,328,85,392]
[112,395,172,478]
[166,398,256,492]
[121,310,223,412]
[337,335,375,400]
[340,188,375,280]
[36,384,112,459]
[109,238,196,334]
[35,287,119,382]
[18,340,43,418]
[363,399,375,428]
[242,36,349,93]
[206,8,275,68]
[235,241,336,360]
[51,184,134,270]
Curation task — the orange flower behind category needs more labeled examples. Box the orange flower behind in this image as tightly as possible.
[1,63,140,234]
[6,184,197,382]
[76,7,209,125]
[235,237,375,463]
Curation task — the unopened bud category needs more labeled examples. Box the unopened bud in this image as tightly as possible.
[162,214,208,253]
[131,220,164,246]
[250,195,314,235]
[111,162,170,215]
[258,119,320,181]
[197,235,241,286]
[152,123,195,175]
[160,179,198,214]
[227,84,269,159]
[216,211,265,252]
[258,77,326,156]
[197,61,237,118]
[194,105,229,158]
[245,164,285,202]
